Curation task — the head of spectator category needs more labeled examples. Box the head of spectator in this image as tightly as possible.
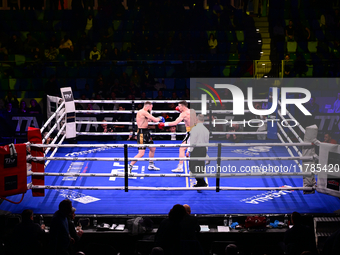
[285,54,290,61]
[183,204,191,215]
[157,90,163,98]
[87,103,93,111]
[225,244,238,255]
[151,247,164,255]
[169,126,176,133]
[141,92,146,99]
[168,103,176,110]
[300,252,312,255]
[288,20,293,27]
[110,92,116,100]
[209,33,215,41]
[291,211,302,226]
[324,132,337,144]
[168,204,187,222]
[19,100,27,113]
[69,207,76,220]
[59,199,73,217]
[178,100,188,112]
[5,102,13,113]
[21,209,34,222]
[119,104,126,111]
[254,102,261,110]
[171,92,178,100]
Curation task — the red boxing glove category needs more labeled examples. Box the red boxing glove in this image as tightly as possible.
[175,106,182,113]
[158,122,169,129]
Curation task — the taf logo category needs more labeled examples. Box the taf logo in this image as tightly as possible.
[63,91,74,102]
[200,85,312,116]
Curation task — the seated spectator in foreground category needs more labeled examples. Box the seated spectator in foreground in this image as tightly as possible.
[68,207,83,255]
[284,212,317,255]
[181,204,200,240]
[49,199,73,255]
[97,119,113,133]
[18,100,28,114]
[324,132,337,144]
[12,209,45,255]
[155,204,187,255]
[225,244,238,255]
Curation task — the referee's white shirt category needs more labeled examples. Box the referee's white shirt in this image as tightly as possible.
[188,123,210,152]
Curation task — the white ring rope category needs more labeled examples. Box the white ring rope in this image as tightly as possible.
[75,109,254,114]
[44,124,66,156]
[40,101,65,134]
[278,100,306,134]
[75,131,268,136]
[30,185,314,191]
[277,123,304,157]
[45,134,66,167]
[29,172,314,178]
[29,142,313,148]
[42,111,66,144]
[29,156,314,162]
[277,133,303,170]
[74,99,269,104]
[277,110,304,143]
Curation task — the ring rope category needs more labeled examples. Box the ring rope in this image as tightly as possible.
[42,111,66,144]
[44,124,66,157]
[278,110,304,143]
[277,123,304,157]
[278,100,306,134]
[45,133,66,167]
[75,109,255,114]
[40,101,65,134]
[29,156,314,162]
[29,142,314,148]
[29,172,314,178]
[277,133,302,170]
[29,185,314,191]
[74,99,269,104]
[75,131,268,136]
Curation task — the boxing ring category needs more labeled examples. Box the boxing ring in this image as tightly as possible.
[1,90,340,215]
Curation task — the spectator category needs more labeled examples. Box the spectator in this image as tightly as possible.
[208,33,218,54]
[97,119,113,133]
[4,90,19,109]
[8,0,20,10]
[151,247,164,255]
[68,207,83,255]
[18,100,28,114]
[12,209,45,255]
[324,132,337,144]
[141,68,155,89]
[284,212,317,255]
[49,199,73,255]
[29,99,42,114]
[24,33,39,54]
[84,14,94,39]
[181,204,200,240]
[295,21,310,41]
[131,69,141,87]
[112,47,121,61]
[113,104,130,140]
[285,20,295,41]
[284,54,293,77]
[59,35,73,55]
[8,34,23,54]
[51,0,64,10]
[45,45,59,61]
[101,48,110,62]
[89,46,101,62]
[225,244,238,255]
[305,97,320,115]
[333,93,340,113]
[226,124,243,143]
[155,204,187,255]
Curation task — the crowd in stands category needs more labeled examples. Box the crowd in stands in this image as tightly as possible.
[3,199,340,255]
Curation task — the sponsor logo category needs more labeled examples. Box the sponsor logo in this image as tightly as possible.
[63,91,74,102]
[240,185,294,204]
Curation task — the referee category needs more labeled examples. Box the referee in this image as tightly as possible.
[186,114,209,187]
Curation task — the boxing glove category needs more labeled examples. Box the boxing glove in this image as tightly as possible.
[158,122,169,129]
[158,116,165,123]
[175,106,182,113]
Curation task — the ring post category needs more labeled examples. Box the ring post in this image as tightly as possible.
[124,144,128,192]
[216,143,221,192]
